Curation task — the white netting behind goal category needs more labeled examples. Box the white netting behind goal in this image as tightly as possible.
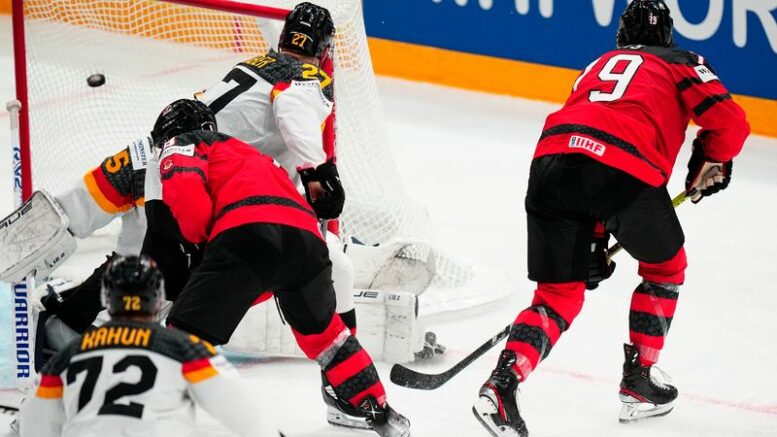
[17,0,511,315]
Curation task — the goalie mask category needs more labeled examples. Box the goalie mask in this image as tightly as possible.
[279,2,335,62]
[151,99,217,149]
[101,255,165,317]
[616,0,674,48]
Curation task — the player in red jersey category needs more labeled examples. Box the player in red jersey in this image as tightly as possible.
[146,99,410,437]
[473,1,749,436]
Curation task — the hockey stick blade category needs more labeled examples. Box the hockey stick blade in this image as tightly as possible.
[0,404,18,416]
[390,325,511,390]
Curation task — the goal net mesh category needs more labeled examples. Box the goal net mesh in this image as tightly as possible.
[17,0,510,315]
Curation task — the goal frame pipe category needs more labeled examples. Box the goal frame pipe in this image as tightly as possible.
[162,0,288,19]
[11,0,32,202]
[11,0,290,199]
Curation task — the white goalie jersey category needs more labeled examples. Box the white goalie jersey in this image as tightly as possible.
[19,321,279,437]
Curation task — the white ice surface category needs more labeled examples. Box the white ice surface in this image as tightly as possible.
[2,15,777,437]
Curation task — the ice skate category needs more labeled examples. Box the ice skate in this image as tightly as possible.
[360,396,411,437]
[473,350,528,437]
[322,374,410,436]
[322,375,370,429]
[619,343,678,423]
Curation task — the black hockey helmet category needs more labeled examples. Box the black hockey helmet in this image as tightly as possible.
[151,99,217,149]
[279,2,335,61]
[101,255,165,317]
[616,0,674,48]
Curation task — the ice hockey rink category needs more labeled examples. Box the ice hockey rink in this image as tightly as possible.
[1,12,777,437]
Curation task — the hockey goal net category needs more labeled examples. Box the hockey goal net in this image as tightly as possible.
[11,0,510,316]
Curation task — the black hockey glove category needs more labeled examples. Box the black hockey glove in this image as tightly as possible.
[685,138,733,204]
[298,159,345,220]
[586,228,616,290]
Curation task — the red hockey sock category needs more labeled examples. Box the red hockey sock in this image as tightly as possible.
[638,247,687,285]
[322,336,386,407]
[631,247,685,366]
[506,282,585,380]
[629,281,680,366]
[292,314,385,407]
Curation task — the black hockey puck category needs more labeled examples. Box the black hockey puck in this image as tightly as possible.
[87,73,106,87]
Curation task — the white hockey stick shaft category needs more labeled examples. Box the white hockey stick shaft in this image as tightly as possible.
[7,99,37,391]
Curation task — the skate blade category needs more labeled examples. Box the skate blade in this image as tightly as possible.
[326,405,371,430]
[472,397,522,437]
[370,419,412,437]
[619,398,675,423]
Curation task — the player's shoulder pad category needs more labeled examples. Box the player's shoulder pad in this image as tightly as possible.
[240,50,304,86]
[248,51,333,102]
[40,337,82,376]
[149,324,219,364]
[618,45,702,67]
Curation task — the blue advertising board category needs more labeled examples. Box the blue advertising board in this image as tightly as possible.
[364,0,777,100]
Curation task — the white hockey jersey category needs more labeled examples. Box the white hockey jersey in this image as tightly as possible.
[19,320,279,437]
[198,50,333,185]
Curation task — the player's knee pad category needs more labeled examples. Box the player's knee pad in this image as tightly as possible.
[531,282,586,326]
[638,246,687,285]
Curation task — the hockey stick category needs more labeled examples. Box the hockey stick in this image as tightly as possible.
[390,190,689,390]
[0,404,19,416]
[390,325,511,390]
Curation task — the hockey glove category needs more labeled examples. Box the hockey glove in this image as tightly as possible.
[685,138,733,204]
[298,159,345,220]
[586,225,616,290]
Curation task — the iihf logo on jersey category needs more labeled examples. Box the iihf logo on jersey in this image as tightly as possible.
[569,135,606,157]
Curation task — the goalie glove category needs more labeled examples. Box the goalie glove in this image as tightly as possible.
[685,138,733,204]
[298,159,345,220]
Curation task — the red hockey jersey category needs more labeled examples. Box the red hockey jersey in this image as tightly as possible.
[535,46,749,187]
[157,130,322,244]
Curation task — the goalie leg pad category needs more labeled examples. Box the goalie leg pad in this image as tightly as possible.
[224,289,427,363]
[0,191,76,283]
[352,289,425,363]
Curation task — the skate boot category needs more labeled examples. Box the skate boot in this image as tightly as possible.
[619,343,678,423]
[321,373,370,429]
[321,374,411,436]
[359,396,411,437]
[473,350,528,437]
